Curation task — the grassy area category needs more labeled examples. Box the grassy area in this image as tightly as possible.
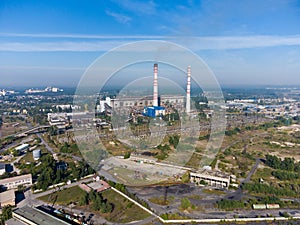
[251,167,274,182]
[148,195,175,205]
[101,189,151,223]
[202,189,226,195]
[185,152,202,169]
[38,186,86,205]
[20,146,49,164]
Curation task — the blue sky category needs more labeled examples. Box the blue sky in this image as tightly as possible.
[1,0,300,87]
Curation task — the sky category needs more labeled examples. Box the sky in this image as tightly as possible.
[1,0,300,88]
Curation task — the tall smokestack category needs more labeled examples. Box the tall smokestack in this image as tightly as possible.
[153,63,158,107]
[186,66,191,114]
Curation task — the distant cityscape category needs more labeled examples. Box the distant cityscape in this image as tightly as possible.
[1,72,300,224]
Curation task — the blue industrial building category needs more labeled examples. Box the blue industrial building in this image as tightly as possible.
[143,106,165,118]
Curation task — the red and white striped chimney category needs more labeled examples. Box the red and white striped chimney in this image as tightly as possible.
[186,66,191,114]
[153,63,158,107]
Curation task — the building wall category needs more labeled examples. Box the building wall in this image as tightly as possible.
[0,189,15,208]
[0,168,6,176]
[0,174,32,190]
[0,198,15,208]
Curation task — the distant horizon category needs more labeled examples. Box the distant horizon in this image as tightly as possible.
[1,83,300,91]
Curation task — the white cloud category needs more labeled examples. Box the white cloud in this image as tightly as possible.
[0,33,164,39]
[0,41,127,52]
[105,10,131,25]
[1,35,300,52]
[110,0,156,15]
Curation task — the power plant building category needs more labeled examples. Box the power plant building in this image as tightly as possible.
[105,64,192,116]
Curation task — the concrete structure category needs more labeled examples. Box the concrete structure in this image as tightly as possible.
[153,63,158,107]
[0,163,6,176]
[0,174,32,190]
[0,189,15,207]
[47,113,69,128]
[130,155,157,164]
[160,95,185,108]
[47,112,88,128]
[97,97,111,113]
[190,170,230,188]
[32,149,41,160]
[5,218,26,225]
[87,180,110,193]
[15,144,29,152]
[12,206,71,225]
[186,66,191,114]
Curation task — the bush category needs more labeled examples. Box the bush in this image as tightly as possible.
[181,198,191,210]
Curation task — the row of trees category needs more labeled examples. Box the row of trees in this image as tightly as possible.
[271,170,300,181]
[265,154,300,172]
[242,182,297,197]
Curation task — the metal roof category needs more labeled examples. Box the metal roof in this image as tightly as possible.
[13,206,71,225]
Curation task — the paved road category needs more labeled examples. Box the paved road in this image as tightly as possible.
[242,158,262,184]
[36,133,82,161]
[225,158,262,201]
[36,133,56,155]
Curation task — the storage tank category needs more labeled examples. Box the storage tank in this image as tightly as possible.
[33,149,41,160]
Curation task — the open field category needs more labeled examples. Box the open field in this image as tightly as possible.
[101,189,151,223]
[38,186,86,205]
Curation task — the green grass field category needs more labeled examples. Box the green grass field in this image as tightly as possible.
[38,186,86,205]
[101,189,151,223]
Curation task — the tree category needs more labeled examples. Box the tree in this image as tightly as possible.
[265,154,281,169]
[181,171,190,183]
[181,198,191,210]
[79,192,89,206]
[91,194,102,211]
[124,152,131,159]
[88,191,97,202]
[1,205,12,221]
[169,135,179,147]
[17,184,26,192]
[281,157,295,171]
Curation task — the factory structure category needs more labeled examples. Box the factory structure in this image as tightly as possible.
[97,63,192,117]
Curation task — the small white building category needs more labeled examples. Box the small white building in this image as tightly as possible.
[97,97,111,113]
[15,144,29,152]
[0,164,6,176]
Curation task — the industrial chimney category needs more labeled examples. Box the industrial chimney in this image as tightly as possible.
[153,63,158,107]
[186,66,191,114]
